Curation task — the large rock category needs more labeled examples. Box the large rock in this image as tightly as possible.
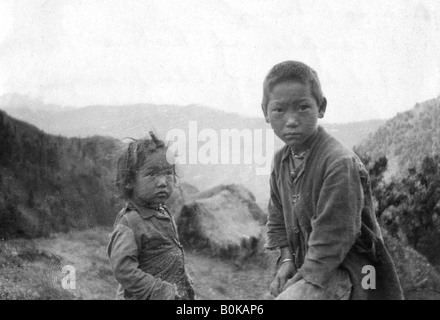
[176,184,266,260]
[165,182,200,221]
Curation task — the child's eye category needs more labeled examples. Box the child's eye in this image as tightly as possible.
[298,105,310,112]
[272,108,283,113]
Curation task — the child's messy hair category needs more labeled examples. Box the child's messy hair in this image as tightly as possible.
[116,131,173,199]
[261,60,325,115]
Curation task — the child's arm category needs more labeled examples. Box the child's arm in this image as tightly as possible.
[297,156,363,287]
[269,246,296,297]
[266,169,289,250]
[107,223,177,300]
[266,169,296,297]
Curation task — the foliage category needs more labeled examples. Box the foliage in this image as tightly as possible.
[361,152,440,265]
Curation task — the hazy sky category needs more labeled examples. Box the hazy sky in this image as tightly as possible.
[0,0,439,123]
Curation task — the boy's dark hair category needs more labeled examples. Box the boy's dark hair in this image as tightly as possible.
[116,131,171,199]
[261,60,325,115]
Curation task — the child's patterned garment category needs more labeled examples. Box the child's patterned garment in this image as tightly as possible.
[108,202,194,300]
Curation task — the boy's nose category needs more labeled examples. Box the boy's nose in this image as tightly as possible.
[156,175,168,186]
[285,113,299,127]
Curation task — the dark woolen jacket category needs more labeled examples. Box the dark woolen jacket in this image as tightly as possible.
[266,126,404,300]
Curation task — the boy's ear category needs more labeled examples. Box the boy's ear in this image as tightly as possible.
[318,97,327,119]
[262,104,270,123]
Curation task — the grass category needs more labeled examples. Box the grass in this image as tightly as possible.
[0,227,118,300]
[0,239,76,300]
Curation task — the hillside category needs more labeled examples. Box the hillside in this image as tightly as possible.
[0,109,123,239]
[356,97,440,178]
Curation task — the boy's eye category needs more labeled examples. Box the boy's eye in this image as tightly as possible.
[298,105,310,111]
[272,107,283,113]
[145,169,173,177]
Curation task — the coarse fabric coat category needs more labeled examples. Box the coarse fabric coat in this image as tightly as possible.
[266,126,404,300]
[107,202,194,300]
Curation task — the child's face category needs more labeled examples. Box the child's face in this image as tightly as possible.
[132,150,174,206]
[265,80,325,150]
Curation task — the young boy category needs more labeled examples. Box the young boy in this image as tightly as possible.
[107,133,194,300]
[263,61,403,300]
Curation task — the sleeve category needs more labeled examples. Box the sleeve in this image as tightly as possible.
[298,157,363,287]
[107,223,177,300]
[265,166,289,250]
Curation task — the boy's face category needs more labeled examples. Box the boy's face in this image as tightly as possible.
[132,150,174,206]
[265,80,325,150]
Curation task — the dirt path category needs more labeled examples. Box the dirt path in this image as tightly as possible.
[1,227,276,300]
[186,250,275,300]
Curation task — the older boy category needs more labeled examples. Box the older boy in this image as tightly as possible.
[263,61,403,300]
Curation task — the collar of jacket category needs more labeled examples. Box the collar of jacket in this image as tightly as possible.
[280,125,325,163]
[126,201,168,219]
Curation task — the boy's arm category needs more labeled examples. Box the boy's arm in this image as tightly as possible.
[266,167,297,296]
[298,157,363,287]
[266,169,289,250]
[107,223,177,300]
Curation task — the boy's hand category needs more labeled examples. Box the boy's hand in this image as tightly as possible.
[270,261,295,297]
[174,284,183,300]
[282,272,303,291]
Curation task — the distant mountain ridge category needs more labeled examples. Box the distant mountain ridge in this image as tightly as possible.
[355,97,440,178]
[1,99,386,209]
[2,102,385,149]
[2,101,385,208]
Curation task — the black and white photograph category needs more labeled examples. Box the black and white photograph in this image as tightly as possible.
[0,0,439,304]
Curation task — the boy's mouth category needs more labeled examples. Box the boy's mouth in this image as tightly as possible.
[155,191,169,197]
[284,132,301,138]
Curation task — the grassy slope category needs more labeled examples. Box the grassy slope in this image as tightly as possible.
[355,98,440,178]
[0,227,276,300]
[0,227,117,300]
